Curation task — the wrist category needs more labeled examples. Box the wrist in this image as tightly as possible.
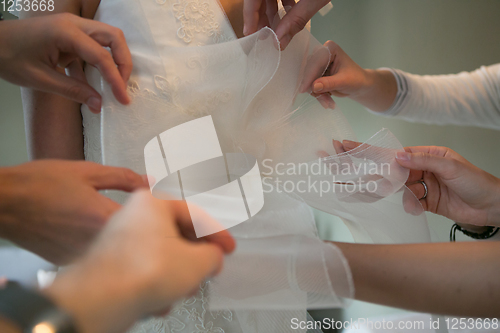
[351,69,397,112]
[43,256,148,333]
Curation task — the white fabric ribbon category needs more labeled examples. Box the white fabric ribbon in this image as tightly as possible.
[97,7,431,331]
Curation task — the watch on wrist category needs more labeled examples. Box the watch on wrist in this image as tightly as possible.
[0,281,78,333]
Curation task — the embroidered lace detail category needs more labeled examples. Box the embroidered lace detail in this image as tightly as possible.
[127,282,234,333]
[155,0,228,44]
[174,0,219,44]
[126,76,231,117]
[128,76,181,108]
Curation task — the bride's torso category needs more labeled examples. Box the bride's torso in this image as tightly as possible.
[82,0,239,164]
[81,2,245,331]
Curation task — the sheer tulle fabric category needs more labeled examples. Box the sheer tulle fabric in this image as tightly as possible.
[100,25,429,312]
[82,0,431,331]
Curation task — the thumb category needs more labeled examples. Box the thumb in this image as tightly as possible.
[395,151,458,177]
[312,75,345,95]
[275,0,330,49]
[34,65,102,113]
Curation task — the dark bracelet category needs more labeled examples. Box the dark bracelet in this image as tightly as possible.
[450,223,500,242]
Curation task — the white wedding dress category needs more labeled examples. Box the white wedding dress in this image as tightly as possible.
[76,0,432,332]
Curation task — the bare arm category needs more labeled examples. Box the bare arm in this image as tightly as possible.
[20,0,101,160]
[335,241,500,318]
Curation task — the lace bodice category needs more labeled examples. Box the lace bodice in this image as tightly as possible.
[82,0,236,165]
[81,1,242,332]
[128,282,241,333]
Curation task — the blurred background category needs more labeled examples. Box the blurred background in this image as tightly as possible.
[1,0,500,331]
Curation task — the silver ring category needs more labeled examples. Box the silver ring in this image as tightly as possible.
[417,180,428,200]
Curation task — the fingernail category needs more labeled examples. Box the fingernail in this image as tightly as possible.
[342,140,357,148]
[396,151,411,161]
[87,97,101,113]
[243,25,249,36]
[328,99,336,109]
[124,91,131,105]
[141,175,151,186]
[275,26,285,41]
[279,34,291,50]
[313,82,324,93]
[411,206,423,216]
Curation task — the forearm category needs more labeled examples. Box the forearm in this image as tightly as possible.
[22,88,85,160]
[334,241,500,318]
[369,65,500,129]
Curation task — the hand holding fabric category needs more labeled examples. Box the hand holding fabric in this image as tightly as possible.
[341,142,500,227]
[242,0,330,49]
[0,13,132,113]
[305,41,398,111]
[394,146,500,227]
[43,190,235,333]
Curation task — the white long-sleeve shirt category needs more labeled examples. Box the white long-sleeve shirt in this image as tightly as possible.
[371,64,500,130]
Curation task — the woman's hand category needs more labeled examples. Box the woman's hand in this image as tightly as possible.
[304,41,398,112]
[44,190,236,333]
[394,146,500,227]
[341,141,500,227]
[242,0,330,49]
[0,13,132,113]
[0,160,148,265]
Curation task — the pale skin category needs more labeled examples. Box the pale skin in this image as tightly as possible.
[298,40,398,112]
[0,191,236,333]
[0,160,149,264]
[242,0,331,49]
[19,0,500,320]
